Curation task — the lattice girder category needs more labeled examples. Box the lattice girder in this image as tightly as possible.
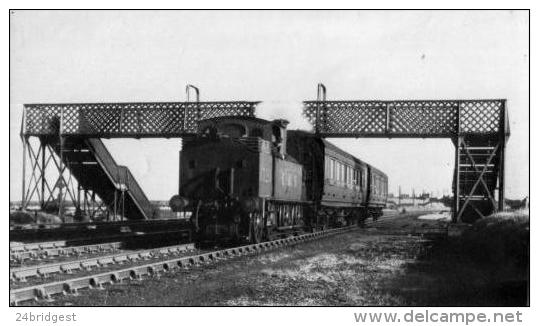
[23,101,259,137]
[303,99,506,137]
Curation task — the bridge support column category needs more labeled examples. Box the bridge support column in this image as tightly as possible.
[20,135,27,209]
[18,136,106,222]
[20,137,50,211]
[453,136,503,223]
[498,137,506,212]
[452,137,463,223]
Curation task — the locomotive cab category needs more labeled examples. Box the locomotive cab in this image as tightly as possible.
[198,116,289,156]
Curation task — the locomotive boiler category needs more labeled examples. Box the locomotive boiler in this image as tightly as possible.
[170,116,388,243]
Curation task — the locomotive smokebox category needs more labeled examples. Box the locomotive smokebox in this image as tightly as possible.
[169,195,190,212]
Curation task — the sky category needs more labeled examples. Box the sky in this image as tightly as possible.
[9,10,529,201]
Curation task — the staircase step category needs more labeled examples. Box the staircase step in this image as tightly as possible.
[49,137,154,220]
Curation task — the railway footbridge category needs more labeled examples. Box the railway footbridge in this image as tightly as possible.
[19,84,509,223]
[303,84,510,222]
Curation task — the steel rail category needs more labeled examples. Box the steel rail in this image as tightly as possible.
[363,211,449,236]
[10,243,195,282]
[10,240,67,253]
[10,226,356,305]
[10,242,123,264]
[10,228,191,263]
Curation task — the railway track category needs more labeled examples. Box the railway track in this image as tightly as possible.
[10,240,67,253]
[10,225,359,305]
[10,243,196,283]
[365,211,449,236]
[8,212,431,265]
[10,218,191,244]
[10,228,192,264]
[10,242,123,264]
[10,211,445,305]
[8,214,402,263]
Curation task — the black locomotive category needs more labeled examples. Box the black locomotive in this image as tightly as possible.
[169,116,388,243]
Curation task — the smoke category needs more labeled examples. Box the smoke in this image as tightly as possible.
[255,100,313,131]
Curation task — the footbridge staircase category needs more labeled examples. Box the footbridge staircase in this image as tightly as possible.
[20,101,258,220]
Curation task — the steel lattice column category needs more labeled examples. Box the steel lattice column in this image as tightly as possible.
[19,136,107,221]
[452,136,504,222]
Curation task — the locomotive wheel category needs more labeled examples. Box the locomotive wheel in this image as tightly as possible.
[249,212,265,244]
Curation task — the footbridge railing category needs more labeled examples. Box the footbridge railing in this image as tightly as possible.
[22,101,259,138]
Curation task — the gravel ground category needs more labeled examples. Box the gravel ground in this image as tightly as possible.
[19,212,527,306]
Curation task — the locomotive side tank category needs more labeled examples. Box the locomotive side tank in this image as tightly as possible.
[176,117,304,243]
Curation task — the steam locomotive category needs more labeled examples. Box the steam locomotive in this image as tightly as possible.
[169,116,388,243]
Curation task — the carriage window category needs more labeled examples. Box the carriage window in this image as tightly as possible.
[325,157,330,178]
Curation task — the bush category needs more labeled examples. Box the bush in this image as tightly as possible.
[10,211,35,224]
[459,210,529,271]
